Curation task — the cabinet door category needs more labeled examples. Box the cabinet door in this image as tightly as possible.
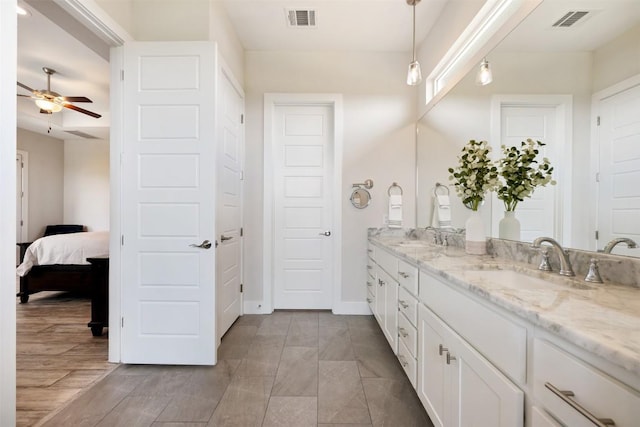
[417,304,447,427]
[448,327,524,427]
[384,277,398,354]
[374,265,385,325]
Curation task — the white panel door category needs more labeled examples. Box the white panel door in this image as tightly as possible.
[494,106,558,242]
[216,69,243,339]
[273,105,333,309]
[597,84,640,256]
[121,42,216,365]
[16,153,22,243]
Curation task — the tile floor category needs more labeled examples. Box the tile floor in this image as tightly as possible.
[42,311,433,426]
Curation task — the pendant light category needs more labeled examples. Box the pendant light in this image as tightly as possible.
[476,58,493,86]
[406,0,422,86]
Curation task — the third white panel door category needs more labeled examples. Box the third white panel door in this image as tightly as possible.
[273,104,333,309]
[597,84,640,255]
[494,106,558,242]
[216,69,243,339]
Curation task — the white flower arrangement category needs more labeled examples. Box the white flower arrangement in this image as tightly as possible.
[448,140,499,211]
[496,138,555,212]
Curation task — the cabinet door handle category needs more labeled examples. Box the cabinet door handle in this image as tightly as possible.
[399,271,410,279]
[366,298,372,304]
[446,352,456,365]
[438,344,448,356]
[398,355,409,367]
[399,300,409,309]
[398,327,409,338]
[379,279,385,286]
[544,382,615,427]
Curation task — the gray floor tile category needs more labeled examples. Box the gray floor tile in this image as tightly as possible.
[286,314,319,347]
[130,370,195,396]
[318,361,371,424]
[151,423,208,427]
[319,327,354,361]
[236,335,285,377]
[234,315,267,326]
[262,396,317,427]
[220,325,258,345]
[96,395,171,427]
[318,424,372,427]
[256,313,292,336]
[353,341,406,379]
[207,376,274,427]
[272,346,318,396]
[319,313,349,328]
[362,377,433,427]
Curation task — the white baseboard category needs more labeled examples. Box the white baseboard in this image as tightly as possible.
[332,301,372,315]
[243,300,271,315]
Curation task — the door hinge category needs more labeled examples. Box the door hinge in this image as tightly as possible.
[121,317,124,327]
[597,116,601,126]
[21,162,24,169]
[595,172,600,182]
[595,230,599,240]
[121,235,124,246]
[20,220,23,226]
[240,283,243,293]
[240,227,243,237]
[240,114,244,124]
[120,69,124,81]
[240,170,244,181]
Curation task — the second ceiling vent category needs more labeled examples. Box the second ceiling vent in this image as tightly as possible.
[286,9,317,27]
[552,11,591,28]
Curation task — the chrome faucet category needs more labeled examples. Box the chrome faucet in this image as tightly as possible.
[531,237,575,277]
[603,237,638,254]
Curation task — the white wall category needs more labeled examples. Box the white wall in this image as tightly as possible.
[593,24,640,93]
[132,0,210,41]
[209,0,244,83]
[64,139,110,231]
[16,128,64,240]
[244,51,417,308]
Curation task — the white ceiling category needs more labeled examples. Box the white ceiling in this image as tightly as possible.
[15,0,640,140]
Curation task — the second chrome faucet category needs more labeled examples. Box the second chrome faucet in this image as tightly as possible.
[531,236,575,277]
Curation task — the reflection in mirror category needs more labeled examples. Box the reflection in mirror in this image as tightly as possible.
[416,0,640,257]
[350,188,372,209]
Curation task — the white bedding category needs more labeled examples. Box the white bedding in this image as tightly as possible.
[16,231,109,277]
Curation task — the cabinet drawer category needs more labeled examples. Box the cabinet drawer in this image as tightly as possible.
[398,338,417,389]
[366,257,376,277]
[398,258,418,296]
[420,270,527,384]
[398,286,418,327]
[531,406,561,427]
[367,242,375,261]
[398,312,417,358]
[366,290,375,312]
[533,338,640,427]
[375,247,398,280]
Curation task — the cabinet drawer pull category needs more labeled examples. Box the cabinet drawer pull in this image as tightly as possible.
[367,249,373,253]
[399,300,409,309]
[366,298,373,304]
[367,265,373,270]
[399,327,409,338]
[438,344,448,356]
[398,355,409,367]
[544,382,615,427]
[399,271,410,279]
[446,352,456,365]
[367,281,372,287]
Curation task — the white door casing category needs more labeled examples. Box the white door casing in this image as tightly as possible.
[263,94,343,313]
[216,63,244,341]
[595,82,640,256]
[491,95,573,245]
[121,41,217,365]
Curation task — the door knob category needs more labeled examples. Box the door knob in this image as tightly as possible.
[319,230,331,236]
[220,235,233,242]
[190,240,212,249]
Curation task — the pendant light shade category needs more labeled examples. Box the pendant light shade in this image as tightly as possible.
[406,0,422,86]
[476,58,493,86]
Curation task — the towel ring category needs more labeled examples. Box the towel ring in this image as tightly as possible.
[433,182,450,197]
[387,182,403,196]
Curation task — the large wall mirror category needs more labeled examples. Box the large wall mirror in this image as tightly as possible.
[417,0,640,257]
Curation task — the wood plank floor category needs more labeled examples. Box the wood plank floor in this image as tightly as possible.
[16,290,112,427]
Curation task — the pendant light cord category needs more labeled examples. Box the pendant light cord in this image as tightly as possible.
[412,4,417,62]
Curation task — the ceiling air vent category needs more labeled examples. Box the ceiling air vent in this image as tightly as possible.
[65,130,98,139]
[552,11,590,28]
[286,9,317,27]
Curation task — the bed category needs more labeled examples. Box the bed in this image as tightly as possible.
[17,226,109,301]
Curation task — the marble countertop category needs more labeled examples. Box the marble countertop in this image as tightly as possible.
[369,236,640,378]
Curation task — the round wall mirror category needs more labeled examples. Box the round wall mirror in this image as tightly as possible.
[350,188,371,209]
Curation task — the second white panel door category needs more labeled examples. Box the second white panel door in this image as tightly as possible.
[273,104,334,309]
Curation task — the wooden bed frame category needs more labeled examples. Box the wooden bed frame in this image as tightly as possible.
[17,225,109,336]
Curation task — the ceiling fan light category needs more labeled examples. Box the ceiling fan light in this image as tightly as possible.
[407,61,423,86]
[16,5,31,16]
[35,98,63,112]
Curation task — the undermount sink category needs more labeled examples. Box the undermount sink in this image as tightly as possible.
[455,267,594,291]
[394,240,429,248]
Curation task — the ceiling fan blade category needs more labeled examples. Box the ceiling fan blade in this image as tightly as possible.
[17,94,33,98]
[63,96,93,103]
[63,103,102,119]
[17,81,35,93]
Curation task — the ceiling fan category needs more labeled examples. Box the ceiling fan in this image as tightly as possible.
[17,67,102,118]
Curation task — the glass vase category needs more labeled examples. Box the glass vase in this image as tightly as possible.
[465,209,486,255]
[499,211,521,241]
